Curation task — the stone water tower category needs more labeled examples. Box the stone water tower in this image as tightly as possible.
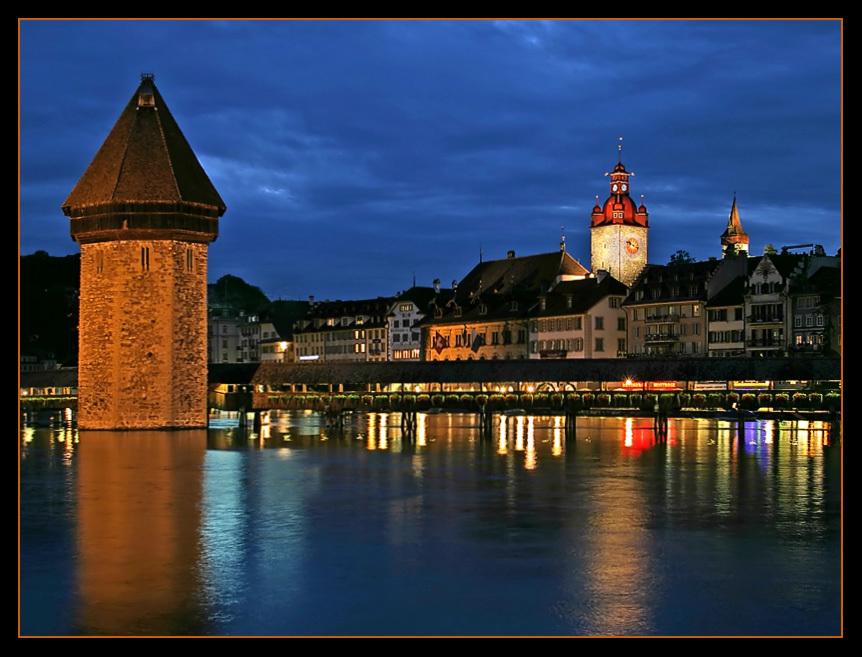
[63,74,226,429]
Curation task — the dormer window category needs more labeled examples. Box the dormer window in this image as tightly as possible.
[478,304,488,315]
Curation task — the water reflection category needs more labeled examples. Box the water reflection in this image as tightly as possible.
[20,413,840,636]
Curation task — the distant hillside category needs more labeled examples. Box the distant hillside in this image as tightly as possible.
[20,251,80,366]
[21,253,286,368]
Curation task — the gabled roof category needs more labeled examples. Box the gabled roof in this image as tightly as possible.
[63,75,225,214]
[754,253,805,280]
[706,276,746,308]
[391,286,453,312]
[534,275,629,318]
[456,250,589,299]
[623,260,722,306]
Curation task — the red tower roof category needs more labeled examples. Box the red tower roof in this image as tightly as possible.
[590,160,649,228]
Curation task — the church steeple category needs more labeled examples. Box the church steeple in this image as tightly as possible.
[720,195,749,258]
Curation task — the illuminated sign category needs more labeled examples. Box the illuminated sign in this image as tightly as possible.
[648,381,679,390]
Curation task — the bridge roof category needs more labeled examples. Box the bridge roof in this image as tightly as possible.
[209,358,841,386]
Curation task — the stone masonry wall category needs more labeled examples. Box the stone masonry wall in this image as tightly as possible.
[78,240,209,429]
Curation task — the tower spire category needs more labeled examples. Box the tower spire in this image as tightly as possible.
[720,194,749,258]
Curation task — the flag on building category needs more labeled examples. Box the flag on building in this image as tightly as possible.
[433,332,448,354]
[470,329,485,353]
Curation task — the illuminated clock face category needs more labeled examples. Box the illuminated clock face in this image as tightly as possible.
[612,183,619,193]
[621,183,628,192]
[625,236,640,255]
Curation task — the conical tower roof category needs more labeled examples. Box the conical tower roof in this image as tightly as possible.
[721,196,747,239]
[63,74,225,215]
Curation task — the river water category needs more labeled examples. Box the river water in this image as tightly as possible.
[20,411,842,637]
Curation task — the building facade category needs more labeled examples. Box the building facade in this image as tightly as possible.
[293,297,394,363]
[422,248,589,361]
[529,274,629,359]
[624,261,720,357]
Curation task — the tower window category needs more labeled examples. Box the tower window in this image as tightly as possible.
[141,246,150,271]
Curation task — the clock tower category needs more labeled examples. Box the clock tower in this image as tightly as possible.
[589,151,649,286]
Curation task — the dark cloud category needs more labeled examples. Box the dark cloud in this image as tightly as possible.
[20,19,842,301]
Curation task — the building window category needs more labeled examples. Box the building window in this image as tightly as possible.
[618,338,626,353]
[595,317,604,330]
[595,338,604,352]
[816,315,824,327]
[140,246,150,271]
[617,318,626,331]
[609,297,620,308]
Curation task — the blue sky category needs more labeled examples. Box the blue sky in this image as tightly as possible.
[19,19,842,301]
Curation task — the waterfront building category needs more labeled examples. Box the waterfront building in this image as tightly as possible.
[744,254,799,357]
[590,155,650,287]
[422,248,589,361]
[259,318,293,363]
[789,264,841,356]
[387,284,451,361]
[705,276,747,357]
[208,307,243,364]
[744,250,841,357]
[529,272,629,359]
[63,74,225,429]
[293,297,395,363]
[624,260,721,356]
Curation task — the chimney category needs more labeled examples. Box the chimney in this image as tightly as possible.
[507,250,516,259]
[433,278,441,293]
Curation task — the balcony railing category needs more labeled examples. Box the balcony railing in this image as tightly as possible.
[645,333,680,342]
[747,315,784,324]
